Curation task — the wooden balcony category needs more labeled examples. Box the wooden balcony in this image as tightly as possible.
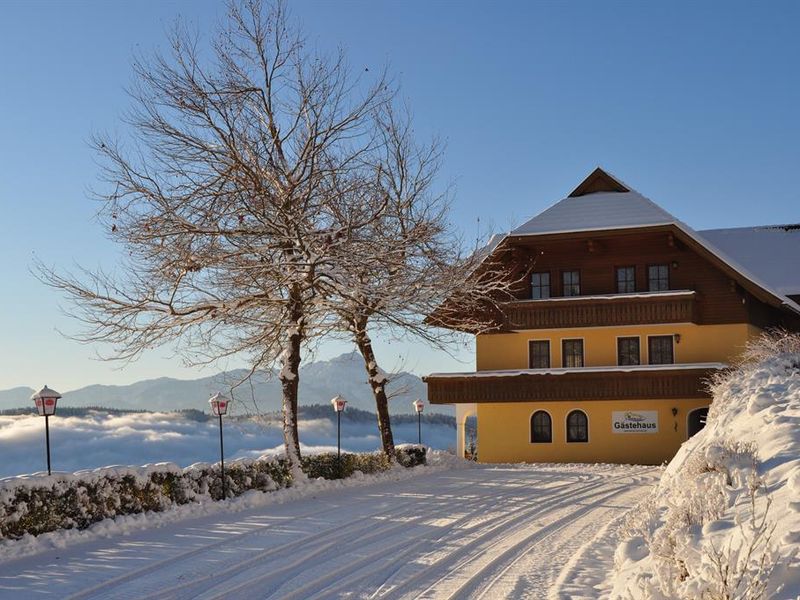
[503,290,697,330]
[425,363,722,404]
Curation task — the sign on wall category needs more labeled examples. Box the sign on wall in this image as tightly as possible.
[612,410,659,433]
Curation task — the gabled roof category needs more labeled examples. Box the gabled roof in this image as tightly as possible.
[511,169,676,236]
[697,225,800,296]
[503,167,800,315]
[569,166,631,197]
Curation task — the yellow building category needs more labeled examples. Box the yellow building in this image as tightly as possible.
[425,168,800,464]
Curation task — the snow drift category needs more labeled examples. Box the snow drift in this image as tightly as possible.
[609,332,800,599]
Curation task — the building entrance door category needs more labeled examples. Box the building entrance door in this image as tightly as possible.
[687,407,708,438]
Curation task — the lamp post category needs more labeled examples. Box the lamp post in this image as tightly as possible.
[412,399,424,445]
[32,385,61,475]
[209,392,230,500]
[331,395,347,477]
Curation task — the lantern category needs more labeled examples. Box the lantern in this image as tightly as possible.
[412,398,424,444]
[31,385,62,475]
[331,395,346,475]
[331,395,347,413]
[208,392,231,499]
[209,392,230,416]
[32,385,61,417]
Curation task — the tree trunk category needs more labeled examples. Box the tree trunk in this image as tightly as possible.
[280,289,303,474]
[353,319,395,459]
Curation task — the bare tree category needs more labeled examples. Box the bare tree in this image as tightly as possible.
[36,0,395,471]
[326,107,524,458]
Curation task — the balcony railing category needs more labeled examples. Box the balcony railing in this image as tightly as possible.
[425,363,722,404]
[504,290,697,330]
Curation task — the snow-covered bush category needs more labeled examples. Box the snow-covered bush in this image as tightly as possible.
[0,447,427,541]
[301,445,426,479]
[610,331,800,599]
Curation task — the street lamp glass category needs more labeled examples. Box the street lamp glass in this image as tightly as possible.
[413,399,424,414]
[331,396,347,413]
[32,386,62,417]
[209,392,230,416]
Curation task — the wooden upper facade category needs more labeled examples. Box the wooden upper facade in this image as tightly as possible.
[425,168,800,405]
[426,365,720,404]
[435,168,800,334]
[497,226,800,331]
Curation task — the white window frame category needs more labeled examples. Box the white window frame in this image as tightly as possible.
[615,335,641,366]
[646,334,676,365]
[529,409,554,444]
[561,337,585,368]
[527,338,552,369]
[565,409,590,443]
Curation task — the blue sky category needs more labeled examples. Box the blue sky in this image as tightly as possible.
[1,0,798,391]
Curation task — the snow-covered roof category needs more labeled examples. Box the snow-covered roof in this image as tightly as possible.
[426,363,728,380]
[511,190,676,236]
[697,225,800,296]
[503,168,800,315]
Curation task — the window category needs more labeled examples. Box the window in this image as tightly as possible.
[617,337,640,366]
[616,266,636,293]
[531,272,551,299]
[566,410,588,443]
[562,270,581,296]
[531,411,552,443]
[648,335,674,364]
[648,264,669,291]
[529,340,551,369]
[562,339,584,368]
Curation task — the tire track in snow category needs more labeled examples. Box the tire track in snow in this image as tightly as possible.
[306,478,631,600]
[372,470,650,600]
[547,475,656,600]
[19,465,657,600]
[170,471,596,600]
[69,469,590,600]
[450,475,650,600]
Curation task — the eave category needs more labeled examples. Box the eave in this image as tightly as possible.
[424,363,725,404]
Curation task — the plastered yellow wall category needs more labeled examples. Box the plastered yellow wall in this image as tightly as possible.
[477,399,711,465]
[476,323,762,370]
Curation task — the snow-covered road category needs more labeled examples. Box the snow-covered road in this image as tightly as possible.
[0,463,657,600]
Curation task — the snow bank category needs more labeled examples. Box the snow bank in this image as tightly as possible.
[0,449,463,563]
[609,332,800,599]
[0,446,430,555]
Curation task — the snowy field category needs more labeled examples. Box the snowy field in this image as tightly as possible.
[0,461,657,599]
[0,410,455,479]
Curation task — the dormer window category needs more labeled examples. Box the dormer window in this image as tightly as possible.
[648,265,669,291]
[562,271,581,297]
[531,272,551,299]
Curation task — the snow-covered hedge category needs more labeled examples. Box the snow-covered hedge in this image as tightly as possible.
[610,332,800,599]
[0,446,426,541]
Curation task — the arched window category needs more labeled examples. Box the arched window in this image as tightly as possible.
[530,411,552,443]
[687,407,708,439]
[566,410,588,443]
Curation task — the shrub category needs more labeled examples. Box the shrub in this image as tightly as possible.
[0,447,427,541]
[301,445,427,479]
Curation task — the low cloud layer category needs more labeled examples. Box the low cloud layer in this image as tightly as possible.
[0,412,456,478]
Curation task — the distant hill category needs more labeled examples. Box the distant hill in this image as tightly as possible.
[0,387,35,409]
[0,353,448,415]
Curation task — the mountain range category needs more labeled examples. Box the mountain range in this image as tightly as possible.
[0,353,449,415]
